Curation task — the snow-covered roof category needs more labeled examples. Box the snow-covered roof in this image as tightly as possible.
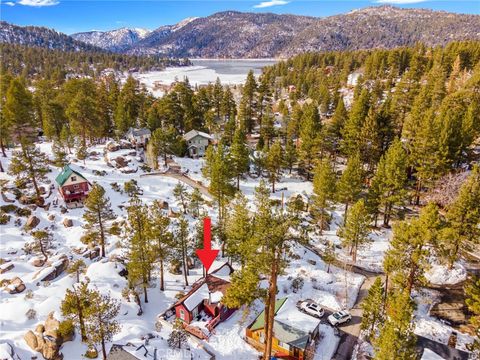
[126,127,151,137]
[275,297,321,335]
[184,283,210,311]
[183,129,213,141]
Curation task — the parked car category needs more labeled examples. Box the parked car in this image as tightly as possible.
[299,301,324,318]
[328,310,352,326]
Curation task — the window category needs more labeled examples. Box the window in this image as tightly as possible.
[73,185,80,190]
[278,342,290,351]
[179,309,185,320]
[71,176,77,182]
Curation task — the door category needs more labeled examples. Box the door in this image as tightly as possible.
[192,306,199,320]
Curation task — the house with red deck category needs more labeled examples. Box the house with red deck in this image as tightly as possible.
[55,165,91,207]
[173,263,236,339]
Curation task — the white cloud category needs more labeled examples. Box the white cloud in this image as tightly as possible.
[253,0,289,9]
[18,0,59,7]
[375,0,426,4]
[3,1,16,5]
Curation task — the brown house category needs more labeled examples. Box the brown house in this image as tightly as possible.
[173,263,236,339]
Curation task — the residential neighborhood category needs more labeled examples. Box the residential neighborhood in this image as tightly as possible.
[1,3,480,360]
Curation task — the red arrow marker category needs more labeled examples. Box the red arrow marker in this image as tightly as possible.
[195,217,219,273]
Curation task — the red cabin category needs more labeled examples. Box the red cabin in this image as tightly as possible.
[173,263,236,339]
[55,165,91,206]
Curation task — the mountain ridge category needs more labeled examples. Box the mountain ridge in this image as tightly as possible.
[1,6,480,58]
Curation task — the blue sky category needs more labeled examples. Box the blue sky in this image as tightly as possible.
[1,0,479,34]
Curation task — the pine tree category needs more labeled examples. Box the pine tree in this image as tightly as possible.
[342,89,370,156]
[126,196,153,303]
[67,259,87,283]
[148,200,172,291]
[174,216,191,286]
[375,139,408,227]
[465,276,480,356]
[52,141,68,168]
[8,144,49,200]
[3,77,35,147]
[298,104,321,178]
[188,188,204,218]
[337,152,364,222]
[202,143,235,224]
[115,76,140,133]
[84,290,121,360]
[168,319,188,349]
[66,87,98,147]
[83,184,115,258]
[338,199,371,262]
[239,70,257,133]
[443,165,480,268]
[361,277,385,339]
[265,140,283,192]
[225,193,253,266]
[373,290,417,360]
[173,182,189,214]
[150,126,176,168]
[230,127,250,190]
[383,203,440,295]
[223,264,262,308]
[312,159,336,234]
[61,281,94,342]
[283,139,297,174]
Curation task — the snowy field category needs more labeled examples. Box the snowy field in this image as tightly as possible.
[0,141,354,360]
[134,59,277,97]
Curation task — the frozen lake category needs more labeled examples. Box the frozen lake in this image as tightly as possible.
[134,59,278,96]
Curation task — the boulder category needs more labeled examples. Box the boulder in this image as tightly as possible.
[26,216,40,229]
[62,218,73,228]
[39,186,46,195]
[6,277,25,294]
[24,330,39,351]
[31,257,46,267]
[114,156,129,168]
[106,142,120,152]
[44,312,60,338]
[48,214,55,221]
[0,263,14,274]
[35,324,45,334]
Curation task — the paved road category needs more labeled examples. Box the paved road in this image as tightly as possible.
[332,275,382,360]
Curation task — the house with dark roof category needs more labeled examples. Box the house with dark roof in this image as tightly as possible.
[55,165,90,206]
[246,297,321,360]
[183,130,213,158]
[126,127,151,147]
[173,262,235,339]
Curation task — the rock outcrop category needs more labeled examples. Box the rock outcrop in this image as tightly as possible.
[24,312,64,360]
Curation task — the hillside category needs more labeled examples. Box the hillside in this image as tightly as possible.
[71,27,151,52]
[0,21,102,53]
[2,6,480,58]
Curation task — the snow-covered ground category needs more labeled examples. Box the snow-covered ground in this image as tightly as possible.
[413,289,475,353]
[0,141,359,360]
[133,59,277,97]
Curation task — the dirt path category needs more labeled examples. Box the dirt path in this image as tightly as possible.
[141,171,213,200]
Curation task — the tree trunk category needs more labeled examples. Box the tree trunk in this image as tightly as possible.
[143,282,148,303]
[237,175,240,190]
[100,325,107,360]
[160,259,165,291]
[344,202,349,225]
[414,179,421,206]
[0,138,6,157]
[263,255,278,360]
[0,160,3,173]
[98,210,105,257]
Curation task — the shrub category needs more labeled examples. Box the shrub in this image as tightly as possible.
[155,320,162,332]
[0,212,10,225]
[0,204,18,213]
[24,290,34,300]
[58,319,75,340]
[291,277,304,293]
[15,207,32,217]
[25,309,37,320]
